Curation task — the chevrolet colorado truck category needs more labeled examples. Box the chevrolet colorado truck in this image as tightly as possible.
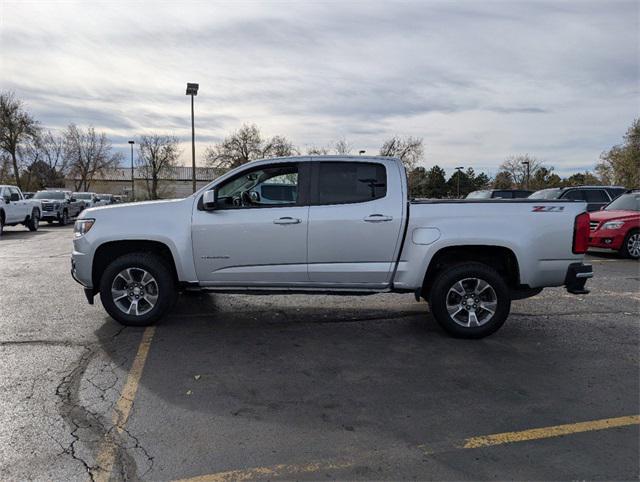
[0,185,42,236]
[33,190,84,225]
[71,156,593,338]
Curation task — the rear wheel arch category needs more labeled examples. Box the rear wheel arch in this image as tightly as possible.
[420,245,520,299]
[92,240,179,291]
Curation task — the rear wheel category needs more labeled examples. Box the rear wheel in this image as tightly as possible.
[27,210,39,231]
[620,230,640,259]
[0,213,4,237]
[100,253,177,326]
[428,262,511,338]
[59,210,69,226]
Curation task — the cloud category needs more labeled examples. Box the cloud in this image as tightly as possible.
[0,0,637,176]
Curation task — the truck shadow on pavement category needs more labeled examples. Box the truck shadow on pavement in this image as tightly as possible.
[91,292,638,464]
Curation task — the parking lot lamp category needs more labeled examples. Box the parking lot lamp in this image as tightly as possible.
[128,140,135,201]
[522,160,530,190]
[455,166,464,198]
[186,83,199,193]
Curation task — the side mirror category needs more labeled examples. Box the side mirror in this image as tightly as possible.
[70,197,76,202]
[4,196,10,204]
[10,193,19,202]
[600,205,606,210]
[202,189,218,210]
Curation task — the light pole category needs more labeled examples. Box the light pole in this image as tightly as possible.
[128,140,135,201]
[455,166,464,198]
[186,82,199,193]
[522,160,530,190]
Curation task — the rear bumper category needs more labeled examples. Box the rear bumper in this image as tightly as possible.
[565,262,593,295]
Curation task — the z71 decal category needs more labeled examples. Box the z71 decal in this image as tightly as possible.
[532,206,565,212]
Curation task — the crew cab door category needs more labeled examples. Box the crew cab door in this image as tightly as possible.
[307,159,405,287]
[192,162,310,286]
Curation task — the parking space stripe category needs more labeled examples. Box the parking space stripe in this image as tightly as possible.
[460,415,640,449]
[176,414,639,481]
[95,326,156,482]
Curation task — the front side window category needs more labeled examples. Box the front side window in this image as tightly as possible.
[317,162,386,205]
[216,164,299,208]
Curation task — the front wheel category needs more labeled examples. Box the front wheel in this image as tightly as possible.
[620,230,640,259]
[99,253,178,326]
[27,210,39,231]
[428,262,511,338]
[59,210,69,226]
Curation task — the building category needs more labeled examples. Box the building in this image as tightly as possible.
[65,166,225,200]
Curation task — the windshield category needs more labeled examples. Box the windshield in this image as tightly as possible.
[529,188,561,200]
[34,191,65,200]
[73,193,93,199]
[605,193,640,212]
[466,191,491,199]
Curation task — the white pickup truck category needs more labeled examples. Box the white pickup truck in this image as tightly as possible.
[0,185,42,236]
[71,156,593,338]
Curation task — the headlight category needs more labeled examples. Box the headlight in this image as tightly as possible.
[601,221,624,230]
[74,218,95,238]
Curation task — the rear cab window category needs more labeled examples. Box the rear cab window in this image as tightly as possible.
[314,162,387,205]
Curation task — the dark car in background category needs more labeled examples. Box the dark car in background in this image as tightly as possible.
[529,186,627,212]
[466,189,533,199]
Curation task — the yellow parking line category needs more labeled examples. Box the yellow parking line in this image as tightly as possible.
[175,460,354,482]
[460,415,640,449]
[177,414,639,481]
[95,326,156,482]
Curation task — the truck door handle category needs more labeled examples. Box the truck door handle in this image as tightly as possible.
[364,214,393,222]
[273,217,301,225]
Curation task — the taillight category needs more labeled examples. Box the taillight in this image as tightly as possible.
[573,212,590,254]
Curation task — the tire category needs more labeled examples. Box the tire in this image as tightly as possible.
[27,210,39,232]
[428,262,511,339]
[620,229,640,259]
[99,252,178,326]
[59,210,69,226]
[0,212,4,237]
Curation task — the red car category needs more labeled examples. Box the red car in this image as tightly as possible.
[588,191,640,259]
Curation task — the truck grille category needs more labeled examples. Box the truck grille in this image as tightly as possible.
[42,203,54,211]
[590,221,599,231]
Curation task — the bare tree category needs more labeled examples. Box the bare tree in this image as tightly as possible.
[64,124,121,191]
[204,124,263,170]
[499,154,545,189]
[262,135,299,158]
[19,130,68,189]
[306,146,330,155]
[0,92,39,189]
[334,138,352,155]
[137,134,180,199]
[379,136,424,169]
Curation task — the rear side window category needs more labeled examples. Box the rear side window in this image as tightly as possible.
[316,162,387,204]
[563,190,584,200]
[583,190,608,202]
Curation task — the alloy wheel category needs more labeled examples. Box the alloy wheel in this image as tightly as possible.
[446,277,498,327]
[111,267,159,316]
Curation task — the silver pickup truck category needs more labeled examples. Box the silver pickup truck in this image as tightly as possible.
[71,156,593,338]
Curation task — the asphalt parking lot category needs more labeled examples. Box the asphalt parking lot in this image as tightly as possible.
[0,224,638,481]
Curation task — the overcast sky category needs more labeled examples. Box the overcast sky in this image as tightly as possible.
[1,0,638,175]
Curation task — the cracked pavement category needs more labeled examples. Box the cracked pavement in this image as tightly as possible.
[0,224,638,481]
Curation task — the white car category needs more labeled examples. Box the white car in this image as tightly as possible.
[72,192,100,210]
[0,185,42,236]
[71,156,593,338]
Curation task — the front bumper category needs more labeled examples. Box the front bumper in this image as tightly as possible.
[589,231,624,250]
[565,263,593,295]
[41,210,62,220]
